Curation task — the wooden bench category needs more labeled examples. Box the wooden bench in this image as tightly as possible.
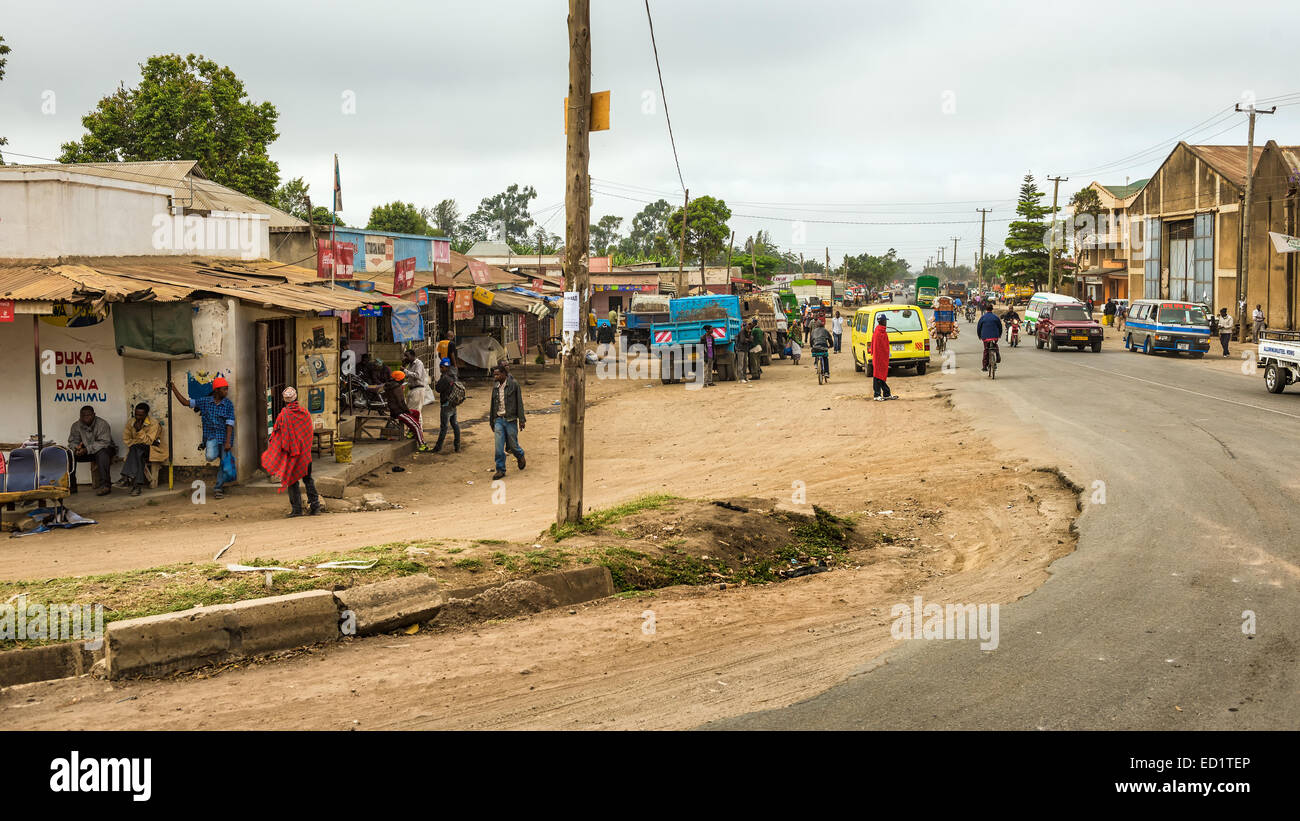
[351,414,403,442]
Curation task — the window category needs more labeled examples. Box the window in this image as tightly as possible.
[1144,218,1161,298]
[1157,304,1209,326]
[877,309,924,333]
[1053,307,1091,322]
[1193,213,1214,308]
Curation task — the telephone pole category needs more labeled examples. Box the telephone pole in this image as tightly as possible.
[951,237,960,279]
[558,0,591,525]
[1046,175,1068,293]
[977,208,991,290]
[676,188,689,295]
[1236,102,1275,340]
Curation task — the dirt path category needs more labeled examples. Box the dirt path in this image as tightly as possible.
[2,350,1079,729]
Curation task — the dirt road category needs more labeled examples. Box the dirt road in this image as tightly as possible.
[2,349,1079,729]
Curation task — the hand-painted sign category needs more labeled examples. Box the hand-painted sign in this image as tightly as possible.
[395,257,416,293]
[469,259,491,285]
[453,289,475,320]
[317,240,355,280]
[365,236,395,272]
[432,240,452,264]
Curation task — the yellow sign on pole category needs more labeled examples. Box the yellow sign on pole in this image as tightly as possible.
[564,90,610,134]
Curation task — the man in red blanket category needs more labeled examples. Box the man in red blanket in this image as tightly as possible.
[262,386,321,517]
[870,313,898,401]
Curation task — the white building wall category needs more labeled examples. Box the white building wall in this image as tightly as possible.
[0,171,269,259]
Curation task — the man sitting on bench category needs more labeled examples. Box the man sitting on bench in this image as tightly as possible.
[68,405,115,495]
[120,402,165,496]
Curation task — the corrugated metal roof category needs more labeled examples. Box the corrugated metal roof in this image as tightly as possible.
[1097,178,1149,199]
[0,257,367,313]
[1183,144,1260,188]
[0,161,307,229]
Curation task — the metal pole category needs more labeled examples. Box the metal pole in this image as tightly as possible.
[33,315,44,450]
[166,360,174,489]
[677,188,689,295]
[1236,103,1275,340]
[1047,175,1068,292]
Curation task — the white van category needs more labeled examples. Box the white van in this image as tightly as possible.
[1024,292,1081,334]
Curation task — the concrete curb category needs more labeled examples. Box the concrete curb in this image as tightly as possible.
[0,642,101,688]
[4,566,614,685]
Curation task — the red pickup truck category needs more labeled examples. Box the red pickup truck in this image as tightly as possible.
[1035,302,1104,352]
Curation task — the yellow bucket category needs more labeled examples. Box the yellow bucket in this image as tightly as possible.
[333,440,353,464]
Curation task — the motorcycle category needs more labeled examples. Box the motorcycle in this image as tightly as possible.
[965,304,976,323]
[340,372,388,415]
[1008,319,1021,348]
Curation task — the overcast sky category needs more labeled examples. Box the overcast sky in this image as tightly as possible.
[3,0,1298,269]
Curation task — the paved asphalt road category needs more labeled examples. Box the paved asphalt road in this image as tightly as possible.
[709,320,1299,729]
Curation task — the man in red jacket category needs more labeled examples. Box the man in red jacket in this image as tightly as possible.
[870,313,897,401]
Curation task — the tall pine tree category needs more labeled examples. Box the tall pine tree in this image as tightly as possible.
[997,174,1051,290]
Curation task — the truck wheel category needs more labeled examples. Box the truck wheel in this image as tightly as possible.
[1266,362,1287,394]
[1091,340,1102,353]
[1143,336,1155,355]
[915,362,928,376]
[1049,337,1058,352]
[661,350,675,384]
[1036,336,1044,349]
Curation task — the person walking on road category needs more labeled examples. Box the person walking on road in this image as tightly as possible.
[262,387,320,517]
[870,314,896,400]
[736,321,751,382]
[1252,304,1266,342]
[832,311,844,354]
[168,376,235,499]
[1217,307,1234,357]
[977,303,1003,372]
[489,364,525,480]
[748,320,764,380]
[432,357,462,453]
[1103,299,1116,326]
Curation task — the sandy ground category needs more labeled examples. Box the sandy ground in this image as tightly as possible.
[1,348,1079,729]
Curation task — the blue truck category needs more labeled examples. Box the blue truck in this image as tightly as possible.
[622,293,671,347]
[650,294,743,383]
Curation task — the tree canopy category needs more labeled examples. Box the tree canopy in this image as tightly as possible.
[366,201,433,236]
[843,249,911,288]
[667,195,731,267]
[0,35,11,161]
[421,199,460,240]
[462,184,538,247]
[996,174,1053,289]
[590,214,623,256]
[59,54,281,202]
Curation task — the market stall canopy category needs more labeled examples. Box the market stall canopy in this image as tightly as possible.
[113,302,199,360]
[0,257,370,314]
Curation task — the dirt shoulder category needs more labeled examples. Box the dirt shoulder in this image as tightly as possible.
[2,351,1080,729]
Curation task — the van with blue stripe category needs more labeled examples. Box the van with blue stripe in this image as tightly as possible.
[1122,299,1211,357]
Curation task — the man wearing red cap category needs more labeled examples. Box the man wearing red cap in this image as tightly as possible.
[169,375,236,498]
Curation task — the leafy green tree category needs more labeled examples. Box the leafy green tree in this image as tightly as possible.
[463,184,537,246]
[311,206,345,227]
[997,174,1051,289]
[0,35,11,161]
[1067,186,1104,262]
[666,195,731,267]
[842,249,911,289]
[59,54,280,201]
[590,214,623,256]
[624,199,677,261]
[421,199,460,240]
[366,201,432,235]
[271,177,310,220]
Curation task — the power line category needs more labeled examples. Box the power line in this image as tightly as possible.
[643,0,685,193]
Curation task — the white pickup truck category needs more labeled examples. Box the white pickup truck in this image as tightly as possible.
[1257,329,1300,393]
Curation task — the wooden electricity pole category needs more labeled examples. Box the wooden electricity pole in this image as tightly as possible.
[677,188,689,295]
[1236,102,1275,341]
[558,0,591,525]
[951,236,959,279]
[977,208,991,290]
[1047,175,1068,293]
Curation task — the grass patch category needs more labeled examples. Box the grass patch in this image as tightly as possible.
[451,558,484,572]
[547,494,680,541]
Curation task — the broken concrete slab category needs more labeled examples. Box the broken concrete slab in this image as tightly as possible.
[335,575,444,636]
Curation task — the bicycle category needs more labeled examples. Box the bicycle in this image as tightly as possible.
[812,348,830,384]
[984,339,999,379]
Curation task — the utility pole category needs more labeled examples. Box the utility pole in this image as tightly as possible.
[677,188,689,295]
[558,0,591,525]
[1236,102,1275,340]
[724,230,734,292]
[977,208,991,290]
[951,237,960,280]
[800,253,805,274]
[1046,175,1068,293]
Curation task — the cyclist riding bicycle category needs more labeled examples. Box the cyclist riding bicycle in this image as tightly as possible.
[809,317,834,379]
[977,304,1003,371]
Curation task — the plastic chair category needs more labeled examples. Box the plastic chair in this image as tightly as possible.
[5,448,37,493]
[38,445,73,489]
